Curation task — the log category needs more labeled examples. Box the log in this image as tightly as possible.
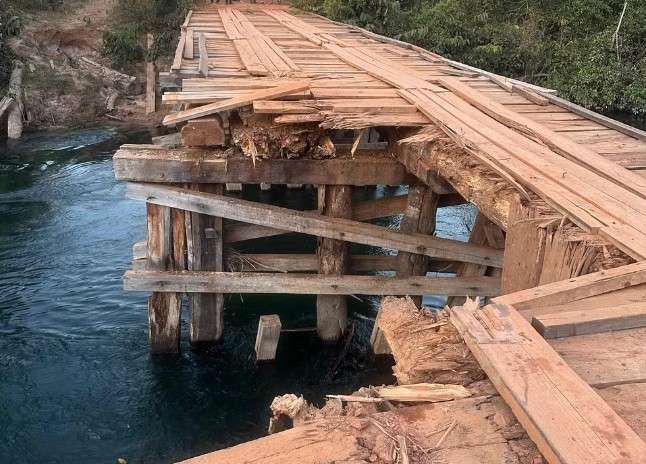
[317,185,352,342]
[123,271,502,296]
[146,204,181,353]
[113,145,413,186]
[126,183,504,268]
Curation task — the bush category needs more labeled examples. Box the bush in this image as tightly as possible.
[296,0,646,120]
[102,0,196,70]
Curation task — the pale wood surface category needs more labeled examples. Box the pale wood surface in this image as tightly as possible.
[126,183,504,268]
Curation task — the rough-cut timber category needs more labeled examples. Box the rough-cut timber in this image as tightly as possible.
[316,185,352,342]
[126,183,504,268]
[186,184,224,345]
[146,204,181,353]
[451,299,646,464]
[124,271,501,296]
[181,117,226,147]
[397,182,438,305]
[113,145,413,186]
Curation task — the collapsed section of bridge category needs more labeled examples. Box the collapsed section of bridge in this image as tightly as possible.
[113,3,646,463]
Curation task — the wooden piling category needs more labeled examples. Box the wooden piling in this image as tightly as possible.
[255,315,282,361]
[146,34,156,114]
[448,212,505,306]
[397,182,439,306]
[146,203,181,353]
[186,184,225,345]
[317,185,352,342]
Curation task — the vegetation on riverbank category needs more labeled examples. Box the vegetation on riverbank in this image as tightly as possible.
[294,0,646,120]
[102,0,196,71]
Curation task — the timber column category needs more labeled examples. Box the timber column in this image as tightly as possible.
[187,183,225,345]
[317,185,353,342]
[147,203,182,353]
[397,182,439,306]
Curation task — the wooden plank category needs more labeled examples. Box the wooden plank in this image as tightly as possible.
[550,326,646,387]
[126,183,504,268]
[544,93,646,141]
[451,300,646,464]
[163,80,311,125]
[184,28,194,59]
[171,30,186,71]
[234,39,269,76]
[198,33,209,77]
[124,271,501,296]
[437,76,646,201]
[113,146,412,186]
[223,194,408,243]
[533,302,646,339]
[495,261,646,310]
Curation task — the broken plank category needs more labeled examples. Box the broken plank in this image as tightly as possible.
[126,183,504,268]
[124,271,501,296]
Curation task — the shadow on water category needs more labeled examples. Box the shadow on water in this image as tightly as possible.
[0,127,474,464]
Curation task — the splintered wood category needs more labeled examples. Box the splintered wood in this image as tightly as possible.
[165,4,646,260]
[376,296,485,385]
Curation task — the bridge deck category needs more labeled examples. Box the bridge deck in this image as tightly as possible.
[129,4,646,464]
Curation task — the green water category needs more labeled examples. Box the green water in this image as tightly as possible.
[0,127,473,463]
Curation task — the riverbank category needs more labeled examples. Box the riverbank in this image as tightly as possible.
[4,0,163,133]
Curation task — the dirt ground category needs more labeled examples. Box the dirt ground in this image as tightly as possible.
[8,0,163,131]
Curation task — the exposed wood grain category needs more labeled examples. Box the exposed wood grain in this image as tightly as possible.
[124,271,501,296]
[126,183,504,268]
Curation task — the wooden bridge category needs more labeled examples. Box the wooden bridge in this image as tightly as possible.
[113,3,646,463]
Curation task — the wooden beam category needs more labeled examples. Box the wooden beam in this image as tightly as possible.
[186,184,224,345]
[113,145,414,186]
[451,300,646,464]
[317,185,352,342]
[223,194,410,244]
[126,183,504,268]
[124,271,501,296]
[198,33,209,77]
[494,261,646,310]
[146,204,181,353]
[396,182,438,306]
[533,302,646,339]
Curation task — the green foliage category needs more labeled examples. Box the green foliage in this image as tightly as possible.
[0,1,21,93]
[297,0,646,119]
[102,0,196,70]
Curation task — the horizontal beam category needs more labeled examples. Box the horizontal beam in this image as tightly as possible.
[533,302,646,339]
[494,261,646,310]
[123,271,501,296]
[126,183,504,268]
[134,253,458,273]
[230,253,458,273]
[113,144,422,187]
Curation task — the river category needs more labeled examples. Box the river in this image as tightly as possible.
[0,127,473,463]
